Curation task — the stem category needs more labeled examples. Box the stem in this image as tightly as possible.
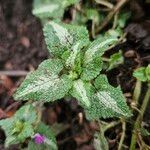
[133,80,142,104]
[112,11,119,29]
[95,0,114,9]
[118,120,126,150]
[0,70,28,76]
[130,86,150,150]
[92,20,96,39]
[103,120,121,132]
[96,0,128,33]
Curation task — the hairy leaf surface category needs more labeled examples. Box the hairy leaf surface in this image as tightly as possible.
[85,75,131,119]
[0,105,36,147]
[81,36,117,80]
[70,80,94,107]
[44,21,89,57]
[14,59,72,101]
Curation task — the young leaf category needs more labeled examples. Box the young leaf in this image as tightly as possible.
[65,39,89,70]
[85,75,131,120]
[81,36,117,80]
[70,79,94,107]
[85,9,100,25]
[44,21,89,57]
[107,50,124,71]
[133,65,150,82]
[141,127,150,137]
[33,0,79,20]
[118,12,131,28]
[81,57,103,81]
[84,36,118,64]
[0,105,37,147]
[14,104,37,123]
[14,59,72,102]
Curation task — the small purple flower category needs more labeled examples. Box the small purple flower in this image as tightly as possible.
[34,133,45,144]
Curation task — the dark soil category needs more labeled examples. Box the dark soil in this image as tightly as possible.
[0,0,149,149]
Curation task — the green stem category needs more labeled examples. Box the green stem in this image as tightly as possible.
[118,120,126,150]
[103,120,121,132]
[133,80,141,104]
[130,86,150,150]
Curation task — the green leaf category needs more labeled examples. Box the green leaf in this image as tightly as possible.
[32,0,79,20]
[84,36,117,64]
[0,105,36,147]
[133,65,150,82]
[93,132,109,150]
[107,50,124,71]
[106,28,123,39]
[141,127,150,136]
[13,59,73,101]
[14,104,37,123]
[85,9,100,24]
[17,123,34,142]
[70,79,94,107]
[81,57,103,81]
[65,39,89,70]
[81,36,117,80]
[44,21,89,57]
[118,12,131,28]
[36,122,56,145]
[85,75,131,120]
[28,122,57,150]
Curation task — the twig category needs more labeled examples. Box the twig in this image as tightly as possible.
[112,10,119,29]
[103,120,121,132]
[129,85,150,150]
[5,102,21,113]
[0,70,28,76]
[118,120,126,150]
[96,0,128,33]
[95,0,114,9]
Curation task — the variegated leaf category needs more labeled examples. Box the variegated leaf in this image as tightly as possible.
[44,21,89,57]
[81,57,103,81]
[85,75,131,120]
[33,0,79,20]
[81,36,117,81]
[65,39,89,70]
[13,59,72,102]
[70,79,94,107]
[84,36,117,64]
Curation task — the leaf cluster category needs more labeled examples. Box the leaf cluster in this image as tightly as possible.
[13,21,131,120]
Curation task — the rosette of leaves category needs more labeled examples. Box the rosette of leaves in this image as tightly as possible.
[0,105,37,147]
[32,0,79,20]
[0,105,57,149]
[13,21,131,119]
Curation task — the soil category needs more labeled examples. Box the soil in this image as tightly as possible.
[0,0,149,150]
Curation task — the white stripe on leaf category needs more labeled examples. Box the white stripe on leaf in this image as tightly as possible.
[49,22,73,46]
[15,75,60,99]
[85,38,117,64]
[96,91,125,115]
[73,80,91,107]
[66,42,80,68]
